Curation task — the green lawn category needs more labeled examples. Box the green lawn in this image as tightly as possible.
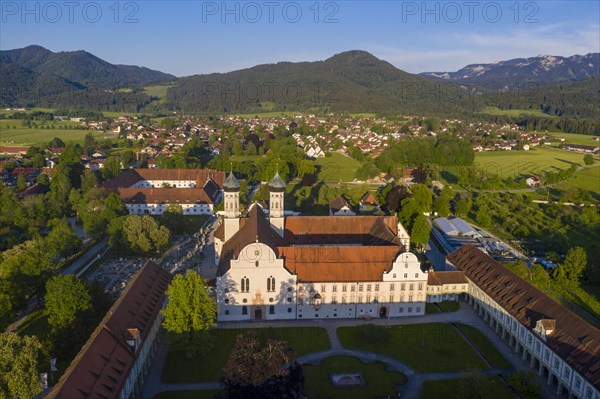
[144,84,174,99]
[419,376,515,399]
[545,131,600,146]
[337,323,488,373]
[154,390,222,399]
[304,356,407,399]
[481,106,556,118]
[453,324,512,369]
[560,165,600,195]
[474,147,584,178]
[0,127,109,146]
[315,152,363,182]
[162,327,330,383]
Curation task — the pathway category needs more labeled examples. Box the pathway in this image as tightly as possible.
[143,302,556,399]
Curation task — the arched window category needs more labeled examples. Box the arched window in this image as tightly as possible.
[241,277,250,293]
[267,276,275,292]
[269,305,275,314]
[242,306,247,315]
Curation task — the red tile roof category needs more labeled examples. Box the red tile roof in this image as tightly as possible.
[115,187,219,205]
[278,245,402,282]
[48,261,172,399]
[427,271,468,286]
[447,244,600,389]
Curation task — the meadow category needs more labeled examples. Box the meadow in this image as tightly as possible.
[473,147,588,179]
[314,152,363,182]
[481,106,556,118]
[0,125,109,146]
[544,131,600,146]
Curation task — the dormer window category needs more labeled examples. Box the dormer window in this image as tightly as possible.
[535,319,556,340]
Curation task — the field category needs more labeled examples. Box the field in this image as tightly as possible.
[0,126,109,146]
[337,323,489,373]
[144,84,174,99]
[473,147,587,179]
[162,327,330,383]
[304,356,407,399]
[545,131,600,146]
[419,376,515,399]
[315,152,363,182]
[558,165,600,193]
[481,106,555,118]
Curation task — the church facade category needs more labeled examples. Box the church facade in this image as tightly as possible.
[214,172,428,321]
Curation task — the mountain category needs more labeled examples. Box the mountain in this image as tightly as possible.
[0,62,82,106]
[166,50,474,114]
[0,45,175,88]
[420,53,599,86]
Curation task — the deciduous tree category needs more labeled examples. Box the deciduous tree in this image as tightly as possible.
[162,271,217,356]
[0,332,42,399]
[45,275,92,330]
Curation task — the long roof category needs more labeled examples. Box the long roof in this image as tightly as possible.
[447,244,600,389]
[115,187,219,205]
[48,261,172,399]
[101,168,225,189]
[284,215,400,246]
[278,245,402,282]
[427,271,468,286]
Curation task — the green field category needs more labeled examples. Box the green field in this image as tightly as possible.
[545,131,600,146]
[481,106,556,118]
[452,324,512,369]
[0,126,109,146]
[337,323,489,373]
[144,84,174,102]
[419,376,515,399]
[560,165,600,193]
[162,327,330,383]
[304,356,407,399]
[474,147,587,178]
[315,152,363,182]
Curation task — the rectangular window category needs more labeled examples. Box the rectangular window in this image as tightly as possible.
[342,284,347,292]
[553,359,560,370]
[399,307,404,313]
[409,283,414,291]
[374,283,380,291]
[331,294,337,304]
[321,285,326,293]
[408,307,413,313]
[389,294,394,302]
[416,307,421,313]
[299,286,304,293]
[358,294,363,303]
[366,294,371,303]
[401,283,405,291]
[418,283,423,290]
[332,285,337,292]
[408,294,413,302]
[575,378,581,390]
[351,285,356,292]
[366,284,372,292]
[390,283,395,291]
[404,273,408,278]
[415,273,419,278]
[350,294,355,303]
[374,294,379,303]
[358,284,364,292]
[342,295,347,304]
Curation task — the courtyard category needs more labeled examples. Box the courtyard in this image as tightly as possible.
[142,302,546,399]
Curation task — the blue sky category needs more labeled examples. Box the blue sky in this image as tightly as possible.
[1,1,598,77]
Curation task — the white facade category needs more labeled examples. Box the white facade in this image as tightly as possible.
[130,179,198,188]
[126,202,213,215]
[466,282,599,399]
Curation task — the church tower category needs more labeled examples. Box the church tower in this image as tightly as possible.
[268,171,286,237]
[223,171,240,241]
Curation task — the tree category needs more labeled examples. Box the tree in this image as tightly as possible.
[454,198,471,217]
[121,150,134,168]
[433,195,451,217]
[411,184,432,214]
[16,174,25,191]
[123,215,170,254]
[561,246,588,283]
[83,133,96,154]
[162,271,217,356]
[102,156,122,180]
[159,204,185,235]
[233,141,244,156]
[45,275,92,330]
[0,332,42,399]
[411,214,431,250]
[222,331,304,399]
[583,154,594,166]
[475,205,493,228]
